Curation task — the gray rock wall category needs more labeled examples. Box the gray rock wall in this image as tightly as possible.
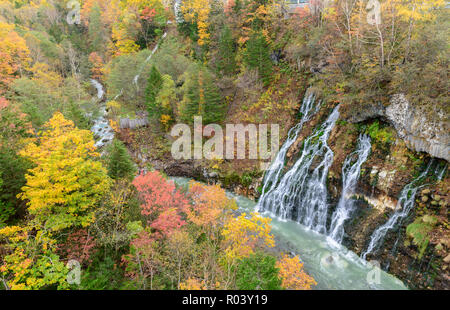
[386,94,449,162]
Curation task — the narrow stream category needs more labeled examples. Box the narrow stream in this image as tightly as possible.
[171,177,407,290]
[90,79,114,148]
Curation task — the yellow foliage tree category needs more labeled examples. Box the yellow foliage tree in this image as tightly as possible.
[112,26,140,56]
[396,0,445,22]
[276,254,317,290]
[0,225,69,290]
[181,0,211,46]
[222,212,274,261]
[18,112,111,235]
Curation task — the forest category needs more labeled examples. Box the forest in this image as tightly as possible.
[0,0,448,291]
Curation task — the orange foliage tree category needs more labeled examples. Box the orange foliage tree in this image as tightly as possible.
[89,52,104,80]
[181,0,211,46]
[0,22,31,93]
[276,254,317,290]
[187,181,237,236]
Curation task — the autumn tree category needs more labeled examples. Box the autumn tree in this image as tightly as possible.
[109,0,168,55]
[156,74,177,130]
[395,0,445,60]
[179,278,207,290]
[122,230,162,289]
[185,181,237,288]
[19,112,111,235]
[132,171,189,238]
[222,212,275,261]
[89,52,104,81]
[0,22,31,93]
[181,0,211,47]
[138,0,168,47]
[276,254,317,290]
[0,225,69,290]
[187,181,237,237]
[166,229,195,289]
[58,228,97,266]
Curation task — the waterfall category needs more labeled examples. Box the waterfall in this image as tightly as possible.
[257,92,320,209]
[362,160,435,259]
[328,134,372,243]
[258,105,340,234]
[133,32,168,89]
[436,163,447,181]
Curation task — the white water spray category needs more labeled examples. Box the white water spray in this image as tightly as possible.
[362,160,435,259]
[257,92,320,208]
[436,163,447,181]
[329,134,372,243]
[258,105,340,234]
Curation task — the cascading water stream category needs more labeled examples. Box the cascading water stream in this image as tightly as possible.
[90,79,114,148]
[174,0,183,23]
[90,79,104,100]
[258,105,340,234]
[436,163,447,181]
[89,28,169,147]
[328,134,372,243]
[257,92,320,208]
[133,32,168,89]
[361,160,435,259]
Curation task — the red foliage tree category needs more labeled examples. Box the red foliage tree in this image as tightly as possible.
[132,172,189,238]
[140,7,156,22]
[58,229,97,266]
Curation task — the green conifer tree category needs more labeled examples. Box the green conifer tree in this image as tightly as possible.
[217,26,236,76]
[243,31,273,86]
[145,65,164,119]
[107,139,137,180]
[180,64,225,124]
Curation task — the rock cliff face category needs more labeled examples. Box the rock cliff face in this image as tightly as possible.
[343,94,449,162]
[385,94,449,162]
